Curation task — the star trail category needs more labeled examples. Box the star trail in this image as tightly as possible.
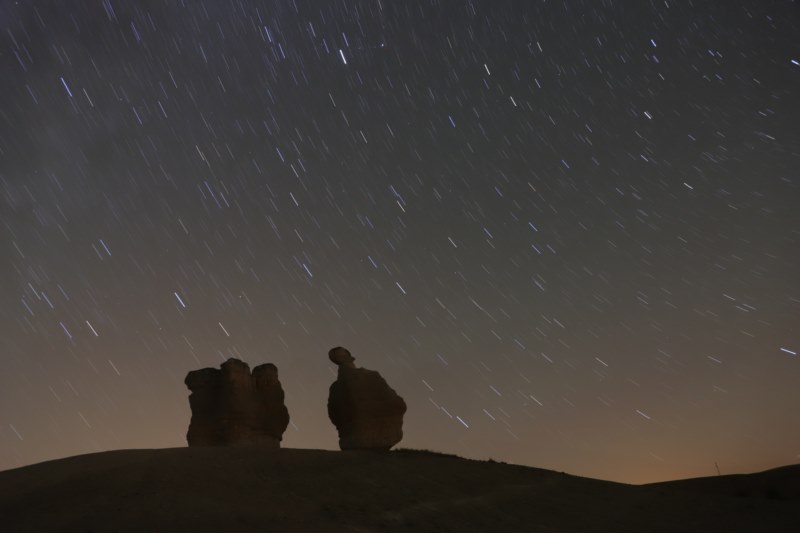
[1,0,798,484]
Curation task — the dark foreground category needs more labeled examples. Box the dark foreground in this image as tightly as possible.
[0,447,797,532]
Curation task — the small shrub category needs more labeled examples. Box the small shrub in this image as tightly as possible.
[393,447,458,458]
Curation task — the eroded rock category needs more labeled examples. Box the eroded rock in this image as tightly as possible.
[185,358,289,447]
[327,347,407,450]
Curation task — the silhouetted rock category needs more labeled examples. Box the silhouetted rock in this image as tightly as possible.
[327,347,406,450]
[185,358,289,447]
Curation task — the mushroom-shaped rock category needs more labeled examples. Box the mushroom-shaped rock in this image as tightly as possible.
[326,347,407,450]
[185,358,289,447]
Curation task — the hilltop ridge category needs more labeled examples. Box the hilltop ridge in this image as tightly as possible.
[0,447,797,532]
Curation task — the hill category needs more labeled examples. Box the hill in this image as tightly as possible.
[0,447,797,532]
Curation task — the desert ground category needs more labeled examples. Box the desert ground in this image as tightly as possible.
[0,447,797,532]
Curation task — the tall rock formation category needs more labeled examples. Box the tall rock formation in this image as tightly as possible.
[185,358,289,447]
[327,347,407,450]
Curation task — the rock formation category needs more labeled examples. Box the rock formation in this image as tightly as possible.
[185,358,289,447]
[327,347,407,450]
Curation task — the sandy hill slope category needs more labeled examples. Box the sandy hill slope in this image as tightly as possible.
[0,447,797,532]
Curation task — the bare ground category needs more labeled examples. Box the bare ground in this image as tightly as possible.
[0,447,797,532]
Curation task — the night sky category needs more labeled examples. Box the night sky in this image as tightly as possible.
[1,0,798,484]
